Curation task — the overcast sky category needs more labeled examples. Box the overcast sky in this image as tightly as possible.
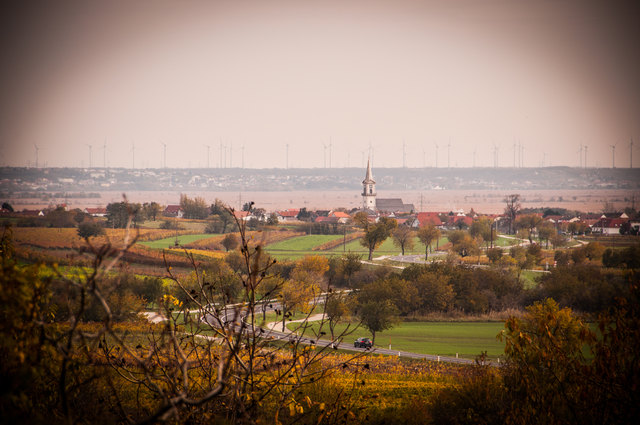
[1,0,638,169]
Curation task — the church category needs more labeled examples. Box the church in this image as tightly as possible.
[361,160,414,214]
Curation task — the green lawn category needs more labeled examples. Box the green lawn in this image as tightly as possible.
[329,236,449,257]
[291,321,506,360]
[264,234,452,260]
[140,234,216,249]
[266,234,345,251]
[492,236,521,247]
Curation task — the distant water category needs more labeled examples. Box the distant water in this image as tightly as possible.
[10,188,638,214]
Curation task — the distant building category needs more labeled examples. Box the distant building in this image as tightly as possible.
[163,205,184,218]
[360,161,414,214]
[83,207,107,217]
[362,158,377,211]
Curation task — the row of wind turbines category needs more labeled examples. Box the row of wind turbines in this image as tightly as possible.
[30,137,637,169]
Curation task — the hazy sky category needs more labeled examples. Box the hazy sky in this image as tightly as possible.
[1,0,638,169]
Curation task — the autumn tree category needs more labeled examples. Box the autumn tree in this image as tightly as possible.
[391,225,415,255]
[504,194,521,234]
[106,201,143,228]
[470,216,494,248]
[515,213,543,243]
[76,221,104,239]
[180,194,209,219]
[209,199,234,233]
[448,230,478,258]
[221,233,238,251]
[417,224,441,260]
[340,253,362,287]
[142,201,162,221]
[324,292,350,340]
[353,212,397,260]
[537,221,556,248]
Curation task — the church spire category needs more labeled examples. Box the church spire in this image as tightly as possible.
[363,157,375,184]
[362,157,376,210]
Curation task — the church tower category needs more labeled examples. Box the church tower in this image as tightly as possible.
[362,158,377,211]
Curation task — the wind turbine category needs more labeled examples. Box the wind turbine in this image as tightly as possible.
[34,144,39,168]
[583,145,588,168]
[102,139,107,168]
[577,144,583,168]
[86,144,93,168]
[447,140,451,168]
[321,143,328,168]
[610,143,617,168]
[161,142,167,168]
[630,137,634,169]
[434,143,439,168]
[204,144,210,168]
[131,142,135,169]
[402,140,407,168]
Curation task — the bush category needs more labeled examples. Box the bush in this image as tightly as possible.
[76,221,104,239]
[160,219,182,230]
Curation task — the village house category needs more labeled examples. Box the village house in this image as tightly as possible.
[163,205,184,218]
[276,209,300,222]
[83,207,107,217]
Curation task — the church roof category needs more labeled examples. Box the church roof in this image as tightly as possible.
[362,158,375,184]
[376,198,414,213]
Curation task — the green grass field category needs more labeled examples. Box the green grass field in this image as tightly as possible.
[264,233,457,261]
[139,234,216,249]
[291,320,506,359]
[329,236,449,257]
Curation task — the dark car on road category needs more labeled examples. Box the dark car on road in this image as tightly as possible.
[354,337,373,349]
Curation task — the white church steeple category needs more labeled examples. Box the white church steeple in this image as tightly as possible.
[362,158,376,210]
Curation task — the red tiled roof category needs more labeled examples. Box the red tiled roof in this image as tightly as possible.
[416,212,442,227]
[330,211,350,218]
[164,205,182,213]
[278,209,300,218]
[85,207,107,215]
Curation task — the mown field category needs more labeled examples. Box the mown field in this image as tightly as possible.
[290,320,506,360]
[139,233,215,249]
